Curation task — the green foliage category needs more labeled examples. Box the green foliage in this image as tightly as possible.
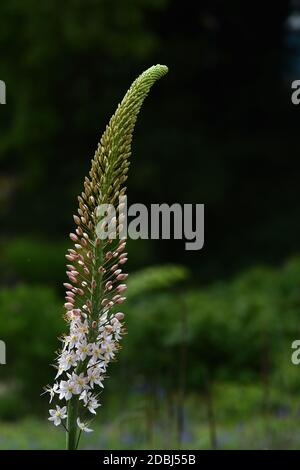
[0,237,67,284]
[1,256,300,426]
[0,284,63,416]
[127,264,189,298]
[123,258,300,394]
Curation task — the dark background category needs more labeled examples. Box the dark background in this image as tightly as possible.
[1,0,300,450]
[1,0,297,280]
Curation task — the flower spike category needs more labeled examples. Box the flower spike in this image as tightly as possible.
[46,65,168,450]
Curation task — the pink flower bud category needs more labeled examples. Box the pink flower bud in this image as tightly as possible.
[67,274,78,283]
[66,291,75,297]
[63,283,73,289]
[115,312,125,321]
[116,284,127,293]
[66,254,76,261]
[81,238,88,247]
[119,258,127,265]
[117,273,128,281]
[73,215,81,225]
[70,233,78,241]
[64,302,74,310]
[117,243,126,253]
[105,251,113,260]
[105,281,113,291]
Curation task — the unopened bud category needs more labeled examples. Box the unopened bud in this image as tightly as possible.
[63,283,73,290]
[116,284,127,293]
[64,302,74,310]
[115,312,125,321]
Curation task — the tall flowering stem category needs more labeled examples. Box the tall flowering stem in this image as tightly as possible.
[44,65,168,449]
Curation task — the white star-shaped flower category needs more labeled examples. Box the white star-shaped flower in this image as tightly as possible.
[59,379,76,400]
[77,418,93,433]
[48,405,67,426]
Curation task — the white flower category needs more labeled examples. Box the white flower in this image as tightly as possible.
[79,391,101,415]
[68,372,88,394]
[77,418,93,433]
[90,343,103,362]
[64,333,79,350]
[48,405,67,426]
[55,367,64,379]
[58,350,78,372]
[101,336,116,360]
[87,395,101,415]
[59,379,77,400]
[87,366,104,389]
[70,319,89,339]
[76,339,91,361]
[111,319,122,340]
[43,383,59,403]
[77,321,89,336]
[79,389,90,405]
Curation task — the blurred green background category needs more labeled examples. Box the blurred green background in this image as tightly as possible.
[1,0,300,449]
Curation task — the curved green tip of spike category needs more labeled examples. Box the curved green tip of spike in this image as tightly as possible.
[142,64,168,81]
[153,64,169,75]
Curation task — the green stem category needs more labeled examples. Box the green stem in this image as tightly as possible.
[66,397,79,450]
